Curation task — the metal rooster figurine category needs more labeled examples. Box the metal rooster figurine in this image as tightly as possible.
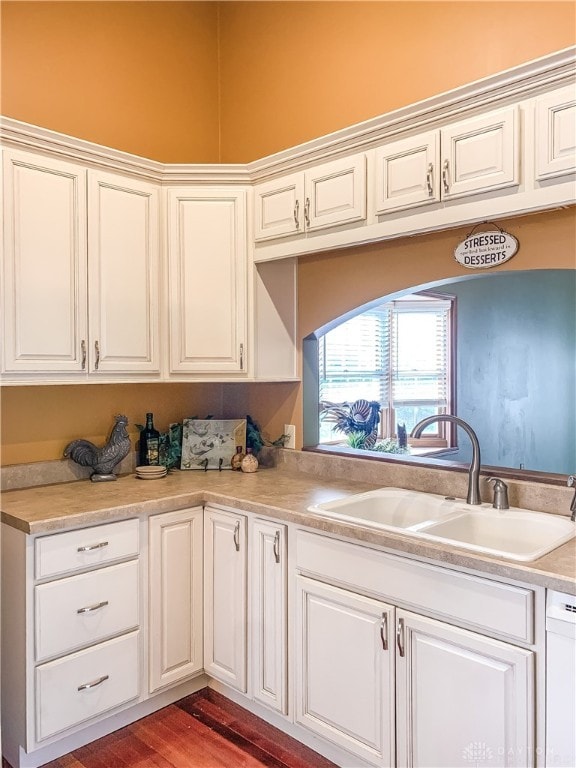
[64,414,131,482]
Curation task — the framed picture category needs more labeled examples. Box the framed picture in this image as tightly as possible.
[181,418,246,470]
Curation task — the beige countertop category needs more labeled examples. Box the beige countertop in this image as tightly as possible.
[1,465,575,594]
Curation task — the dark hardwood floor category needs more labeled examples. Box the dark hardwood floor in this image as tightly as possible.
[2,689,337,768]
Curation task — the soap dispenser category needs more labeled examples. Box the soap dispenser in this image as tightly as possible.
[486,477,509,510]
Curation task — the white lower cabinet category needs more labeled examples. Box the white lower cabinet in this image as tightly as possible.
[295,575,395,767]
[396,610,534,768]
[203,505,248,692]
[251,519,288,715]
[148,507,203,692]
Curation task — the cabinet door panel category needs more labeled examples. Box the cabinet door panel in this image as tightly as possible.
[2,150,87,372]
[396,610,534,768]
[204,507,247,692]
[306,155,366,231]
[441,106,519,199]
[149,508,203,692]
[295,576,395,767]
[168,189,247,373]
[88,171,160,373]
[254,173,304,241]
[535,85,576,180]
[251,520,287,714]
[375,131,440,213]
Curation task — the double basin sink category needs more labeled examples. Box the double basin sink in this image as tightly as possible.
[308,487,575,562]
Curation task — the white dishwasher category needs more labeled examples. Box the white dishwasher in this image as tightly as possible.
[546,590,576,767]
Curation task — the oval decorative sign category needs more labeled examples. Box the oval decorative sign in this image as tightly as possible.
[454,230,519,269]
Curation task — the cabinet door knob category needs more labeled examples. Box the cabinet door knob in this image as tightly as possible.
[273,530,281,563]
[426,163,434,196]
[442,159,450,194]
[380,612,388,650]
[233,520,240,552]
[396,617,405,657]
[78,674,109,692]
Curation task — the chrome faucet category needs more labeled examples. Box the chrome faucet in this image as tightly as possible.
[411,415,482,505]
[568,476,576,522]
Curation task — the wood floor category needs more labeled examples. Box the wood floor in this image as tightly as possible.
[2,689,337,768]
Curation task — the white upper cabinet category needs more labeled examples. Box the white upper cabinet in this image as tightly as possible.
[254,154,366,241]
[2,150,88,373]
[375,106,519,214]
[535,84,576,180]
[87,170,160,374]
[2,150,160,377]
[167,187,248,375]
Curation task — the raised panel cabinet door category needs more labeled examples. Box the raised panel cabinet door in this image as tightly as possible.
[254,172,304,241]
[305,154,367,232]
[167,188,248,373]
[374,131,440,214]
[250,519,287,715]
[87,170,160,374]
[395,609,534,768]
[2,149,88,373]
[440,106,520,199]
[149,507,203,693]
[295,575,395,767]
[204,507,247,692]
[535,85,576,181]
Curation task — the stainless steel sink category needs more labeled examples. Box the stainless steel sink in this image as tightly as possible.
[308,488,575,562]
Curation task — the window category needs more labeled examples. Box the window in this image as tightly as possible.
[318,293,455,451]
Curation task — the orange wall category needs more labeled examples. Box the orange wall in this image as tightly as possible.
[0,1,220,162]
[0,2,574,465]
[218,1,576,161]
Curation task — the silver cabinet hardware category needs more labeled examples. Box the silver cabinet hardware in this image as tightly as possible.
[94,340,100,370]
[78,674,109,692]
[396,617,405,657]
[294,199,300,228]
[273,530,281,563]
[77,600,109,615]
[304,197,311,228]
[426,163,434,196]
[77,541,109,553]
[233,520,240,552]
[380,612,388,650]
[81,339,86,370]
[240,343,244,370]
[442,159,450,194]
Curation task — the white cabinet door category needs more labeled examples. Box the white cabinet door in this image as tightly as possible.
[251,519,287,715]
[149,507,203,693]
[440,106,520,199]
[535,85,576,181]
[2,150,88,373]
[396,609,534,768]
[305,154,366,232]
[295,575,395,767]
[87,170,160,374]
[254,172,304,241]
[374,131,440,213]
[167,188,248,374]
[204,506,247,692]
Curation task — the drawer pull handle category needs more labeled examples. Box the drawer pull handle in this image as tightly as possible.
[233,521,240,552]
[77,600,109,615]
[77,541,109,553]
[294,199,300,228]
[78,674,109,692]
[396,617,405,658]
[380,612,388,650]
[426,162,434,196]
[442,159,450,194]
[304,197,311,228]
[273,530,281,563]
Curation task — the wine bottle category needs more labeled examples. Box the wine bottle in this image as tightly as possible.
[139,412,160,466]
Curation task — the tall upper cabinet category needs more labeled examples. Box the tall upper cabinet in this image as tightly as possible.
[2,150,160,377]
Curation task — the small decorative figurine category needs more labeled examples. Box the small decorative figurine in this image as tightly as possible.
[240,447,259,473]
[231,445,245,471]
[63,414,131,482]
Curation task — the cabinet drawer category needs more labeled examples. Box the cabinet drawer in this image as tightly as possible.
[35,519,139,579]
[35,560,139,662]
[35,631,140,741]
[296,530,534,643]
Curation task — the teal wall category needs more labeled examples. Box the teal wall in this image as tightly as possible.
[439,270,576,474]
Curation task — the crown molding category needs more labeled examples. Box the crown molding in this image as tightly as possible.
[2,47,574,186]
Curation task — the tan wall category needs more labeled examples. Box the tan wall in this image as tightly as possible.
[218,1,576,162]
[0,1,220,162]
[1,2,574,465]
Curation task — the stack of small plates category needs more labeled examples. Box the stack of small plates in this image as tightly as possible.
[135,465,167,480]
